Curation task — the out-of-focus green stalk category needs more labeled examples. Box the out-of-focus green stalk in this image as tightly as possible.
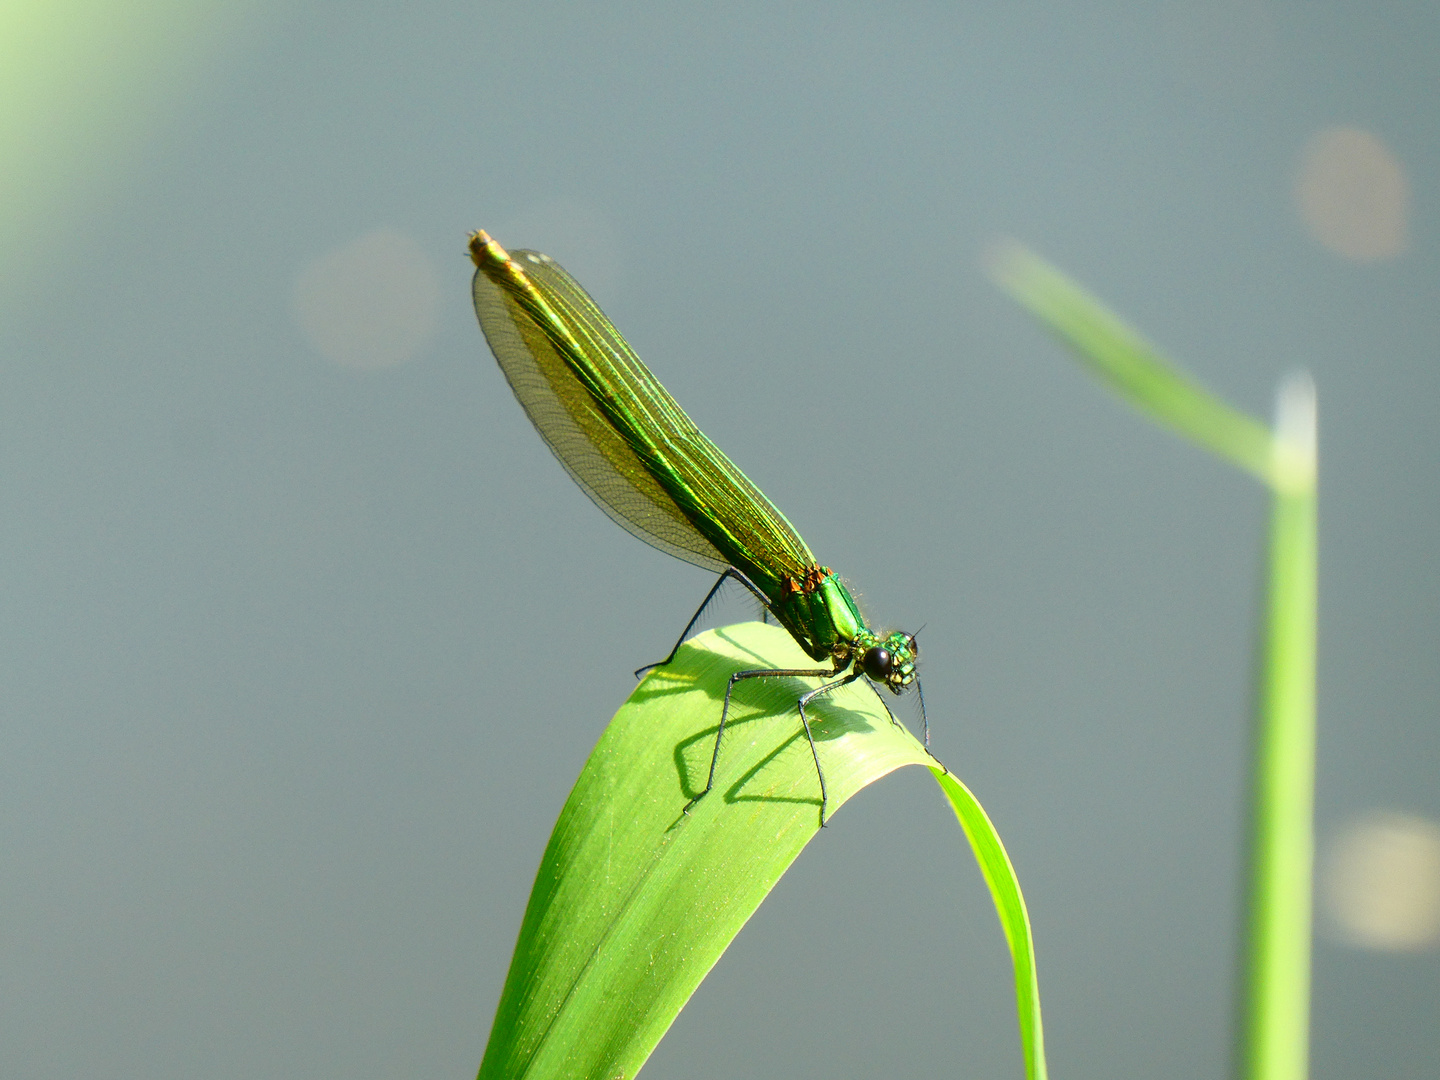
[1240,377,1317,1080]
[986,241,1275,485]
[989,244,1319,1080]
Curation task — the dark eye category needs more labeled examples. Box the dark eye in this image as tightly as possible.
[861,647,893,680]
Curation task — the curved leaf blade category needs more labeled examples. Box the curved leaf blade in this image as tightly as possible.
[479,621,1047,1080]
[935,771,1048,1080]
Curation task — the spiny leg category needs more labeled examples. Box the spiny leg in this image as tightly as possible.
[635,568,773,678]
[683,665,836,818]
[860,676,947,774]
[904,678,948,773]
[861,677,906,731]
[910,678,947,771]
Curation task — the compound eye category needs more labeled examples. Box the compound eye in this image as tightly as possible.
[861,646,893,680]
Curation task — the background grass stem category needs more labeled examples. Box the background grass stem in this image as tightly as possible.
[991,245,1319,1080]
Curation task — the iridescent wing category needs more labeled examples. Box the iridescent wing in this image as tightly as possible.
[470,231,816,599]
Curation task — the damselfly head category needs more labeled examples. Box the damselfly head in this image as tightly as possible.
[860,631,919,693]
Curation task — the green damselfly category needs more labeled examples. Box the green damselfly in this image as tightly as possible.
[469,230,930,824]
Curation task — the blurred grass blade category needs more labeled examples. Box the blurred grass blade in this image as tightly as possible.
[987,241,1275,484]
[479,622,1047,1080]
[990,244,1319,1080]
[1240,375,1317,1080]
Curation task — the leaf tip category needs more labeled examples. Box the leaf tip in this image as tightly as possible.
[982,235,1036,294]
[1271,371,1317,493]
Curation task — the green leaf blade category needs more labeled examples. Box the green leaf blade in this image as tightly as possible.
[479,622,1047,1080]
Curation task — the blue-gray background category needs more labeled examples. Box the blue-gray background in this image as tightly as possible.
[3,3,1435,1078]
